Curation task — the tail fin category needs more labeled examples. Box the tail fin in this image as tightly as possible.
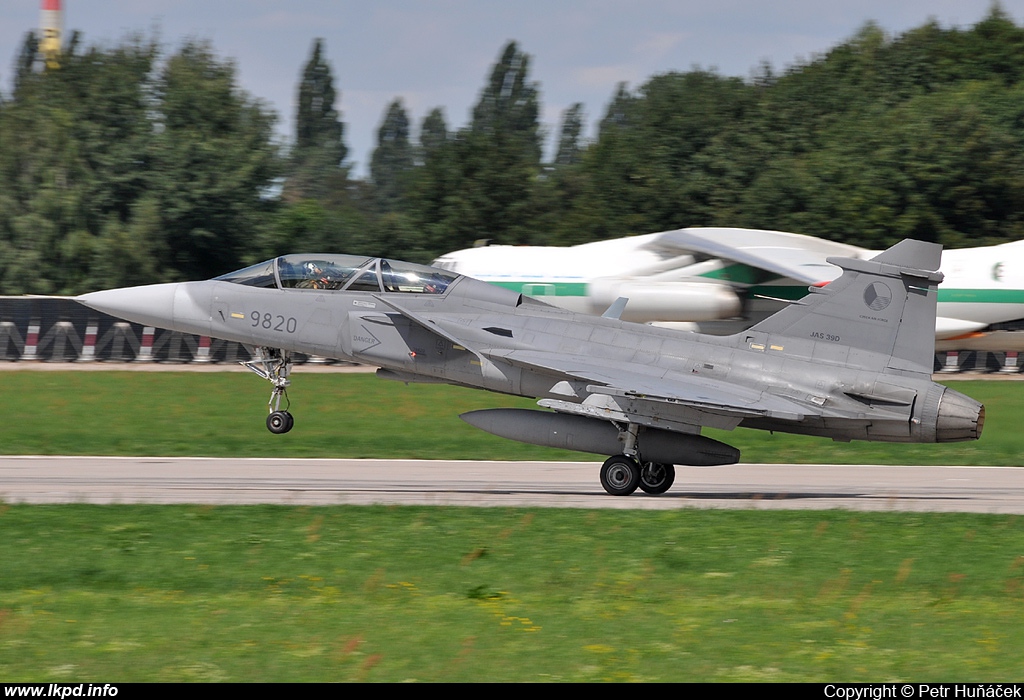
[750,239,943,374]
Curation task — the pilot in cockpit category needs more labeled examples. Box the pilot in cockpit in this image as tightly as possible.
[296,261,332,290]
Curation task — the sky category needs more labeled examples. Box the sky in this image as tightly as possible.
[1,1,1021,177]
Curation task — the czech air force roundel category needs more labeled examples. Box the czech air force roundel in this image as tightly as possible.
[863,281,892,311]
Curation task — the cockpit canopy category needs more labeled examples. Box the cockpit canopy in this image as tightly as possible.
[214,255,459,295]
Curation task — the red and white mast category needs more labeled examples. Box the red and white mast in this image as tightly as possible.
[40,0,63,69]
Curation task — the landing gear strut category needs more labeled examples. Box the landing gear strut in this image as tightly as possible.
[243,347,294,434]
[599,422,677,496]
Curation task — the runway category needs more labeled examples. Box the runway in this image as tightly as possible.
[2,456,1023,513]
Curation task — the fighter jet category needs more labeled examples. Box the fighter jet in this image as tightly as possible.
[77,240,984,496]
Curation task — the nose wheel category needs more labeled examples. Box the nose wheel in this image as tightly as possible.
[267,410,294,434]
[243,347,295,434]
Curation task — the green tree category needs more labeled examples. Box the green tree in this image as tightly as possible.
[0,35,160,293]
[405,108,463,256]
[148,41,280,279]
[419,107,448,153]
[559,71,755,241]
[0,35,281,292]
[448,41,543,248]
[12,31,39,95]
[295,38,345,158]
[289,39,347,200]
[554,102,585,167]
[369,98,414,212]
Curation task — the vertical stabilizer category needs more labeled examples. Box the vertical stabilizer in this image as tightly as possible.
[750,239,943,374]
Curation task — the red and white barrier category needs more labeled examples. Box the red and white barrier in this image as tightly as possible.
[77,320,98,362]
[135,326,156,362]
[194,335,212,363]
[22,321,40,361]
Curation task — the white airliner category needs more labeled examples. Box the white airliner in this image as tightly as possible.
[433,228,1024,349]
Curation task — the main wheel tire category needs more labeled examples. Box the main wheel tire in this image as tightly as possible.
[638,462,676,495]
[267,411,292,434]
[600,455,641,496]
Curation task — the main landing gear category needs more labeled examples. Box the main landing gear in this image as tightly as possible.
[599,422,677,496]
[243,347,294,434]
[599,456,677,496]
[600,455,641,496]
[639,461,675,495]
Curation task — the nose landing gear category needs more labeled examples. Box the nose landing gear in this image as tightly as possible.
[243,347,294,434]
[266,409,294,434]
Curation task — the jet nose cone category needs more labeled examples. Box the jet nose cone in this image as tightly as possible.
[76,282,212,334]
[77,283,181,328]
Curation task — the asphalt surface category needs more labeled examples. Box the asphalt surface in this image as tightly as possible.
[2,457,1023,513]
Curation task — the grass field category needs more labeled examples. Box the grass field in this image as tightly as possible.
[3,371,1022,681]
[1,370,1019,464]
[2,504,1024,682]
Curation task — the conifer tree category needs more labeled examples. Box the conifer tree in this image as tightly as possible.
[296,38,346,161]
[289,39,347,200]
[370,99,414,212]
[555,103,585,166]
[446,41,542,247]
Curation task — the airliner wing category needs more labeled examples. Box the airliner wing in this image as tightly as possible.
[654,227,869,285]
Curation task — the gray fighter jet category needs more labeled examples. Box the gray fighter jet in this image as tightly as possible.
[77,240,984,496]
